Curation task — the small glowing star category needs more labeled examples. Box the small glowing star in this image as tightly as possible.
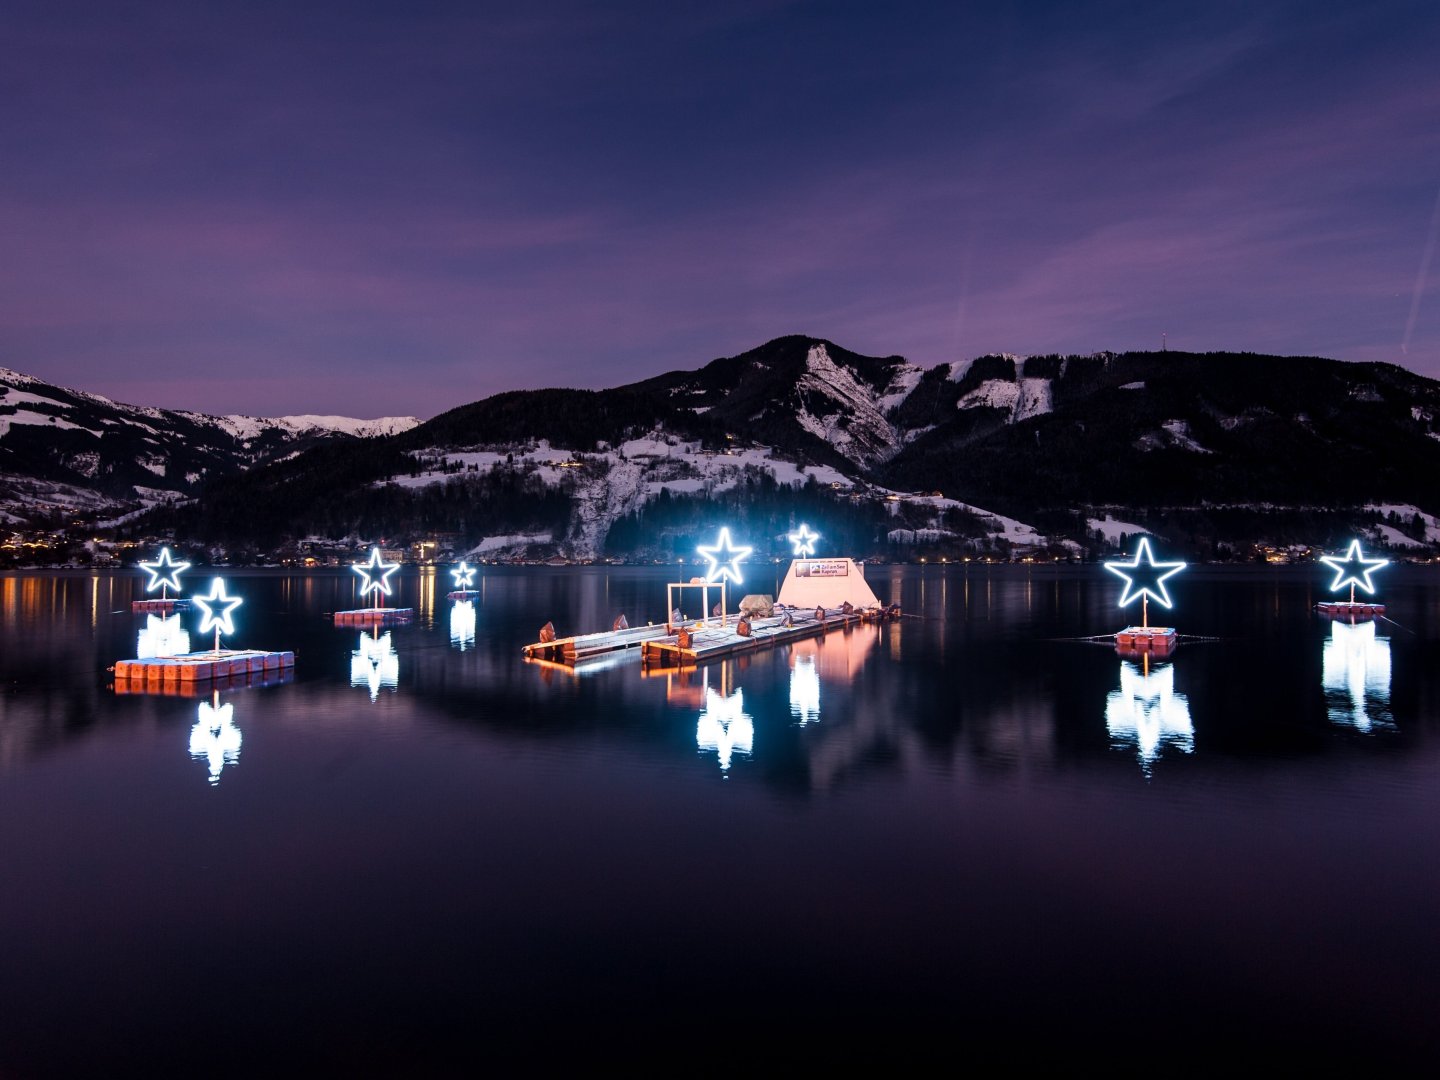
[698,527,752,585]
[1104,537,1186,609]
[450,561,477,590]
[788,523,820,558]
[139,547,190,593]
[1319,540,1389,595]
[193,578,243,637]
[353,547,400,598]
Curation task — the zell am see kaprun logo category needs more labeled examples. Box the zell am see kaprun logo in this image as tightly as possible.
[795,560,850,578]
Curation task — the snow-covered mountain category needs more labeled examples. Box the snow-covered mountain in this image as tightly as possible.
[0,366,418,525]
[10,336,1440,561]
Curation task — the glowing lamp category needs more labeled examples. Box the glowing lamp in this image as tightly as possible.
[1104,537,1185,613]
[193,577,243,646]
[698,527,752,585]
[788,523,820,558]
[450,561,477,590]
[353,547,400,599]
[1319,540,1388,596]
[139,547,190,595]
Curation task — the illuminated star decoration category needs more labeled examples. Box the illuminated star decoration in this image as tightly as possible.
[1319,540,1389,595]
[1104,537,1186,609]
[353,547,400,598]
[450,561,477,590]
[787,523,820,558]
[698,527,752,585]
[193,577,243,638]
[139,547,190,594]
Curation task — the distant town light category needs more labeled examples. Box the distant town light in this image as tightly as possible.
[1104,537,1186,609]
[698,527,752,585]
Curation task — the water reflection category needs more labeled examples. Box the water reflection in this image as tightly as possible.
[789,655,820,725]
[136,613,190,659]
[188,696,241,784]
[1321,621,1393,733]
[351,631,399,701]
[1105,659,1194,772]
[696,684,754,772]
[450,600,476,651]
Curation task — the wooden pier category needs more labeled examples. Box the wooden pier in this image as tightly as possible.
[523,621,676,664]
[113,648,296,687]
[641,607,874,667]
[333,607,414,626]
[131,598,192,613]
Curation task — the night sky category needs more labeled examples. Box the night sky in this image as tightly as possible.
[5,0,1440,418]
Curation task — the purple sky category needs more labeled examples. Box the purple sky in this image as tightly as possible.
[4,0,1440,419]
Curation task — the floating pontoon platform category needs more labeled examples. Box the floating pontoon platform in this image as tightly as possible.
[113,648,296,686]
[446,590,480,601]
[1316,600,1385,621]
[131,598,192,613]
[113,664,295,696]
[333,607,414,625]
[1115,626,1177,656]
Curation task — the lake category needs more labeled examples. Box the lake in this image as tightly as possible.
[1,564,1437,1071]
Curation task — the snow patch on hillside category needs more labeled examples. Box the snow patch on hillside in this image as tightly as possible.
[792,344,899,464]
[1088,515,1151,544]
[877,365,923,414]
[1367,504,1440,545]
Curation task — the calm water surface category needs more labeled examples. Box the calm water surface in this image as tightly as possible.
[1,564,1437,1071]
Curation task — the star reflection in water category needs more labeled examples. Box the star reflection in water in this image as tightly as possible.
[1105,658,1194,773]
[1322,620,1392,733]
[351,631,399,701]
[189,697,241,785]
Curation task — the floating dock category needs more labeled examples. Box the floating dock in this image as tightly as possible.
[1115,626,1177,656]
[642,606,889,668]
[333,607,414,625]
[114,664,295,696]
[1316,600,1385,621]
[113,648,296,687]
[523,621,676,663]
[131,598,192,613]
[446,590,479,601]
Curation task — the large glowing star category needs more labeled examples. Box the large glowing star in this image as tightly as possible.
[698,527,752,585]
[450,561,477,590]
[353,547,400,598]
[1104,537,1186,609]
[1319,540,1389,595]
[139,547,190,593]
[193,578,243,637]
[788,523,820,558]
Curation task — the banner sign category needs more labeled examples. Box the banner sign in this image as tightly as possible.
[795,559,850,578]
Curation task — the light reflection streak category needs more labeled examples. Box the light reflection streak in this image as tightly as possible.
[1105,659,1194,772]
[137,613,190,659]
[1322,620,1392,732]
[789,655,820,725]
[351,631,399,701]
[189,698,241,784]
[450,600,476,651]
[696,687,754,771]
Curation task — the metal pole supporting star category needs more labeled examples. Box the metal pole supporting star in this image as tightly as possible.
[353,548,400,609]
[193,577,243,654]
[1318,540,1389,604]
[139,546,190,601]
[1104,537,1186,628]
[787,523,820,558]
